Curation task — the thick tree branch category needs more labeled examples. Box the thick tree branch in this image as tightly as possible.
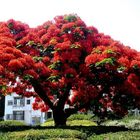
[64,85,110,118]
[57,83,71,109]
[30,79,54,110]
[65,107,78,118]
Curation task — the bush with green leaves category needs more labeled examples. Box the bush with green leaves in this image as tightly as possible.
[5,129,87,140]
[68,113,93,121]
[88,131,140,140]
[42,113,97,127]
[102,115,140,130]
[0,120,26,127]
[0,120,29,132]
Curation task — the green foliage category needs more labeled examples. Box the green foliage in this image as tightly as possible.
[33,56,43,62]
[47,75,60,82]
[1,128,140,140]
[16,44,22,48]
[42,120,96,127]
[95,57,116,67]
[133,64,139,69]
[102,115,140,130]
[26,41,35,46]
[0,133,9,140]
[118,115,140,123]
[0,85,7,92]
[68,113,93,121]
[64,15,77,22]
[0,115,140,139]
[88,131,140,140]
[41,120,54,127]
[70,44,80,49]
[23,74,33,81]
[0,120,26,127]
[42,113,96,127]
[67,120,97,126]
[4,129,86,140]
[48,60,62,70]
[117,66,126,72]
[93,49,101,54]
[8,22,13,29]
[0,120,27,132]
[105,49,116,54]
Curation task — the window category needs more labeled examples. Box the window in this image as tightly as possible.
[13,111,24,120]
[7,100,13,106]
[26,99,30,105]
[45,111,52,120]
[6,114,13,120]
[47,112,52,119]
[14,97,25,106]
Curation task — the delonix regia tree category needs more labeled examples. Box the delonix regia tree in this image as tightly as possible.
[0,14,140,126]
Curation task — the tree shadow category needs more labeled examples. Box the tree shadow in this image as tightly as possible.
[0,125,129,136]
[48,125,129,135]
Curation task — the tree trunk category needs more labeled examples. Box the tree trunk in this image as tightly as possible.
[53,108,67,127]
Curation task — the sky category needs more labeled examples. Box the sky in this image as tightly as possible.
[0,0,140,51]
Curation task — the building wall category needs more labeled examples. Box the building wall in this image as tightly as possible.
[4,93,47,125]
[4,93,70,125]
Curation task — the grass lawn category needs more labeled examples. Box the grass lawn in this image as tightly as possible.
[0,114,140,140]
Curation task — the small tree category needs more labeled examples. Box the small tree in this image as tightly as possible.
[0,14,140,126]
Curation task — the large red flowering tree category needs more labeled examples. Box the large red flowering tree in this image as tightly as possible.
[0,14,140,126]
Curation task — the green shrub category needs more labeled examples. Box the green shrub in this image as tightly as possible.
[2,115,140,140]
[0,120,26,127]
[42,114,96,127]
[68,113,93,121]
[67,120,97,126]
[45,118,53,122]
[7,129,87,140]
[0,132,9,140]
[120,115,140,123]
[102,115,140,130]
[41,120,54,126]
[0,120,30,132]
[126,120,140,130]
[88,131,140,140]
[42,120,96,127]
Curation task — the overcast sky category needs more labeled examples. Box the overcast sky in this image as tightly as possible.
[0,0,139,51]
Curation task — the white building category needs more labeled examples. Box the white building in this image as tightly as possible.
[4,93,53,125]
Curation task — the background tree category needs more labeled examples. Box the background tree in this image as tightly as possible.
[0,14,140,126]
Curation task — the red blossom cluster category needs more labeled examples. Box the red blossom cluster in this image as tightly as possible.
[32,97,49,112]
[0,14,140,119]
